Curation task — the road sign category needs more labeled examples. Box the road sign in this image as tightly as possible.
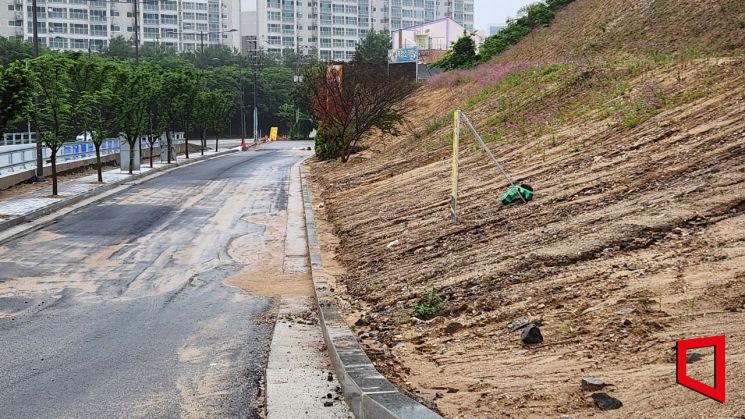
[388,47,419,64]
[269,127,278,141]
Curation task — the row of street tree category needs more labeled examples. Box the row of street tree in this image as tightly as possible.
[1,52,238,195]
[2,30,420,186]
[0,37,315,194]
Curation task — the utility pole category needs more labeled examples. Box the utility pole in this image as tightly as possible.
[31,0,44,182]
[240,66,246,142]
[199,31,204,53]
[253,59,258,145]
[133,0,140,64]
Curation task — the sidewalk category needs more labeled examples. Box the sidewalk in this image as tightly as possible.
[0,148,238,240]
[265,163,352,418]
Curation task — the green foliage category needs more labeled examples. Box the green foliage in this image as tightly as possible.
[425,116,448,135]
[412,287,445,320]
[207,90,238,136]
[648,49,675,65]
[25,54,77,194]
[433,32,479,71]
[26,55,76,153]
[67,54,114,141]
[314,123,341,161]
[479,0,575,64]
[586,39,603,52]
[102,36,136,60]
[0,61,33,138]
[353,30,391,65]
[0,37,33,67]
[110,62,151,173]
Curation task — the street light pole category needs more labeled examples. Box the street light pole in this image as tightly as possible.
[133,0,140,64]
[253,61,258,145]
[240,66,246,142]
[31,0,44,182]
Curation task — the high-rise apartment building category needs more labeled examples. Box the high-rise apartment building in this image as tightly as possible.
[243,0,474,61]
[0,0,241,53]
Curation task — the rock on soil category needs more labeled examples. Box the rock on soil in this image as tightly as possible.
[520,324,544,344]
[507,315,531,332]
[581,378,609,391]
[592,393,623,411]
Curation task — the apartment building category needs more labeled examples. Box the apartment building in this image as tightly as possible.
[242,0,474,61]
[0,0,241,53]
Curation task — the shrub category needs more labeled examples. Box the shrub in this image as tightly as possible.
[412,287,445,320]
[314,123,341,161]
[479,0,575,64]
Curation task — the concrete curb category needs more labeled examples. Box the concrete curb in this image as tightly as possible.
[0,148,240,244]
[299,166,442,419]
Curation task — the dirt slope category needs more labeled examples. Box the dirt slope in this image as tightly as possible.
[308,2,745,417]
[495,0,745,63]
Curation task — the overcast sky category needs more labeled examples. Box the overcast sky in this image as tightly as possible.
[474,0,536,30]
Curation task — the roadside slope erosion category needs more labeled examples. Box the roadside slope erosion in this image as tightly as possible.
[309,1,745,417]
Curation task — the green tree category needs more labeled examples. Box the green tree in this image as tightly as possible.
[110,63,150,174]
[81,86,116,182]
[258,66,294,131]
[143,67,167,167]
[0,37,33,67]
[102,36,136,60]
[164,67,199,159]
[353,31,391,65]
[192,90,212,155]
[0,60,33,139]
[26,55,76,195]
[206,89,237,152]
[479,0,573,63]
[67,54,116,182]
[433,33,479,71]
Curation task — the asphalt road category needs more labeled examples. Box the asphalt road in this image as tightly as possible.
[0,141,313,418]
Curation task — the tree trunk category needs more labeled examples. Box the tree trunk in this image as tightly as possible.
[95,144,103,182]
[215,133,219,152]
[128,139,135,174]
[149,138,154,168]
[166,130,173,164]
[201,129,206,155]
[184,131,190,159]
[51,150,58,196]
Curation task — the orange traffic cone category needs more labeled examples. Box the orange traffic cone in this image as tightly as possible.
[240,138,248,151]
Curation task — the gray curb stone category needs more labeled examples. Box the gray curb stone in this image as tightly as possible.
[300,166,442,419]
[0,148,239,244]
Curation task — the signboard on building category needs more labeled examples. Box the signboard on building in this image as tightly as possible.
[388,47,420,64]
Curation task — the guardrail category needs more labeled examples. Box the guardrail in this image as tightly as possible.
[0,133,185,176]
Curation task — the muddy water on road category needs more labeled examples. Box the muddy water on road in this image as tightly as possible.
[0,143,313,418]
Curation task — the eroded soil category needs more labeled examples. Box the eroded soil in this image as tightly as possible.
[308,58,745,418]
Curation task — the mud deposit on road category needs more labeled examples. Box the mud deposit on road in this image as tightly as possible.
[226,213,313,297]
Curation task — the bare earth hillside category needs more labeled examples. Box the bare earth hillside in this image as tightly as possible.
[308,2,745,417]
[495,0,745,63]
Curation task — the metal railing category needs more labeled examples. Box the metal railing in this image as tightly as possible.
[0,133,185,176]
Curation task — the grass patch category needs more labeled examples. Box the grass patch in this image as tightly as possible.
[425,115,448,135]
[412,287,445,320]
